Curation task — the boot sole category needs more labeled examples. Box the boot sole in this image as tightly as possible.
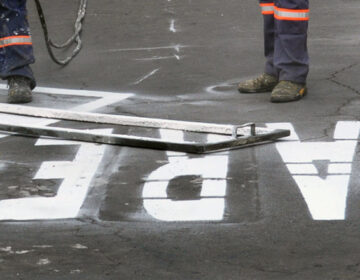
[270,88,307,103]
[8,95,32,104]
[238,86,276,94]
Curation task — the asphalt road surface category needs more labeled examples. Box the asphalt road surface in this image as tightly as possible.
[0,0,360,279]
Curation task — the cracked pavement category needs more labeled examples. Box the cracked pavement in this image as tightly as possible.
[0,0,360,279]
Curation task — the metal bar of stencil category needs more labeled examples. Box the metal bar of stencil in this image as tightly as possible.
[0,104,282,136]
[202,129,290,152]
[0,122,289,154]
[0,122,206,153]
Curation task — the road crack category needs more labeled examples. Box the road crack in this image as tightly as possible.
[327,63,360,95]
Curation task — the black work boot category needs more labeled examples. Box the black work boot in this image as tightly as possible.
[7,76,33,104]
[270,81,307,103]
[238,73,278,93]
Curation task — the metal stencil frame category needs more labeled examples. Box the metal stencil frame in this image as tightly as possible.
[0,104,290,153]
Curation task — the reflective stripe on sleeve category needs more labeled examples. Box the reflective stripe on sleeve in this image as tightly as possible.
[274,7,309,21]
[0,35,32,48]
[260,3,275,15]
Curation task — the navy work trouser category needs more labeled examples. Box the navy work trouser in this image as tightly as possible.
[259,0,309,84]
[0,0,36,88]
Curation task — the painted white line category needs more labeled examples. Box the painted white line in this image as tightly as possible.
[286,164,318,175]
[170,19,176,33]
[37,259,51,266]
[135,55,182,61]
[0,83,133,115]
[0,85,133,134]
[334,121,360,139]
[328,163,352,174]
[0,129,111,220]
[133,68,160,85]
[104,44,190,53]
[142,129,229,221]
[0,85,133,221]
[72,96,132,112]
[32,245,53,248]
[268,122,359,220]
[0,83,130,98]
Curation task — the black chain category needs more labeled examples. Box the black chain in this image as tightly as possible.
[34,0,88,66]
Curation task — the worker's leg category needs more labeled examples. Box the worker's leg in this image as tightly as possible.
[0,0,36,89]
[237,0,279,93]
[260,0,278,78]
[270,0,309,102]
[269,0,309,102]
[273,0,309,84]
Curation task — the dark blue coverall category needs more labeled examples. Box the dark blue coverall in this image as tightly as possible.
[0,0,36,88]
[259,0,309,84]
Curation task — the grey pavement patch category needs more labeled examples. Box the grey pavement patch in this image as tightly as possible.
[70,269,82,274]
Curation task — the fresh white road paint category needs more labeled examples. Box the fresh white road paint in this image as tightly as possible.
[0,83,358,222]
[169,19,176,33]
[0,85,133,220]
[0,130,111,220]
[143,130,229,221]
[133,68,160,85]
[135,55,182,61]
[267,121,359,220]
[104,44,189,53]
[143,121,360,222]
[0,84,133,113]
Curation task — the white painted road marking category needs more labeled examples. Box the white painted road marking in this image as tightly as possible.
[169,19,176,33]
[142,130,229,221]
[132,68,160,85]
[0,130,111,220]
[268,122,359,220]
[0,86,358,224]
[0,86,133,220]
[103,44,190,53]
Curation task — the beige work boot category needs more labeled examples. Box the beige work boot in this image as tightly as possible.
[238,73,278,93]
[7,76,33,104]
[270,81,307,103]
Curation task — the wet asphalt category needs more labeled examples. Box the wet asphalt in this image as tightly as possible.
[0,0,360,279]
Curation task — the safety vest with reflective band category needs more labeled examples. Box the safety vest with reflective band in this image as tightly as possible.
[0,35,32,49]
[260,3,309,21]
